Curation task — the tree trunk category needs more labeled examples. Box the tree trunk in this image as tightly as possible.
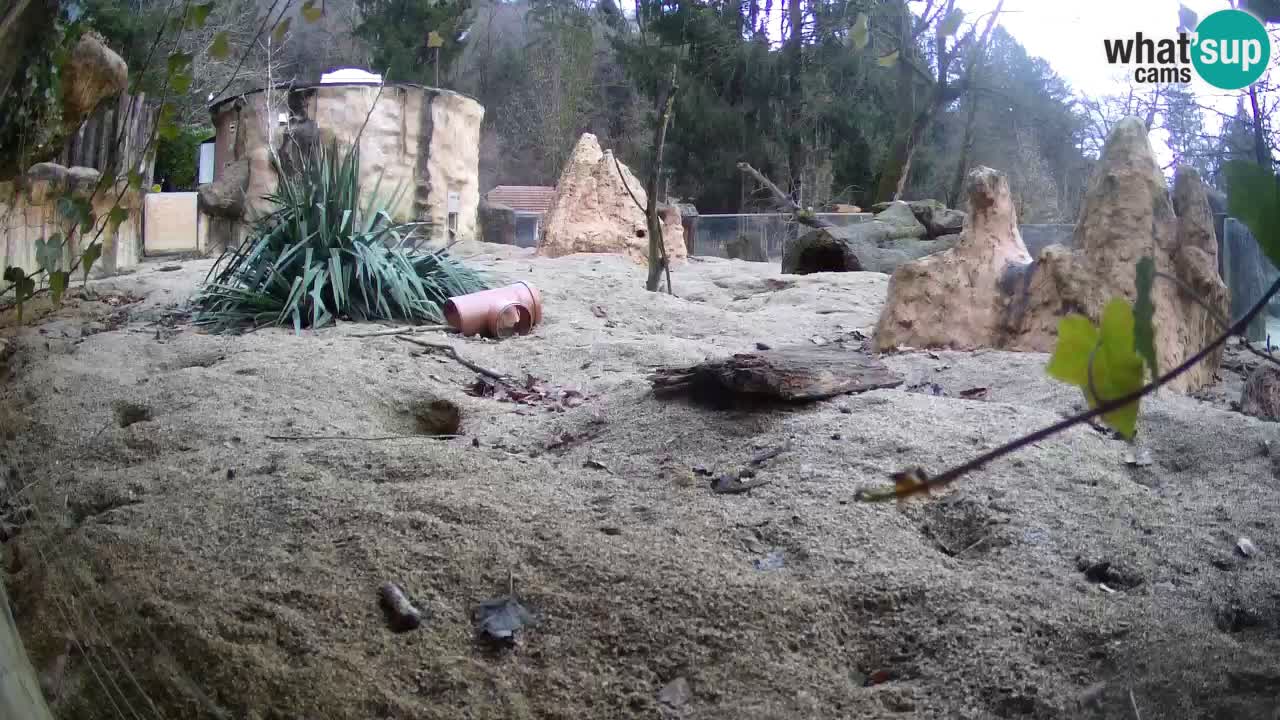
[645,64,677,293]
[948,95,980,208]
[785,0,805,205]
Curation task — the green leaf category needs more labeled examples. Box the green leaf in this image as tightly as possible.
[1047,301,1146,440]
[81,244,102,282]
[49,271,69,306]
[107,206,129,233]
[1046,315,1100,387]
[1133,257,1158,380]
[158,103,179,141]
[171,72,193,94]
[189,2,215,29]
[939,8,964,37]
[850,12,869,50]
[1096,298,1145,439]
[1224,160,1280,268]
[128,171,144,190]
[3,266,25,283]
[14,277,34,322]
[876,50,899,67]
[272,16,292,42]
[167,52,193,77]
[56,195,77,223]
[210,31,231,59]
[302,0,323,23]
[35,233,64,274]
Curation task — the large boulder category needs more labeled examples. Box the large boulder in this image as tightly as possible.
[478,198,517,245]
[872,198,966,238]
[782,224,956,275]
[874,117,1228,394]
[870,201,928,239]
[197,157,249,220]
[61,32,128,128]
[537,133,687,265]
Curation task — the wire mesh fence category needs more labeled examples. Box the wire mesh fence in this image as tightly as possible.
[686,213,872,261]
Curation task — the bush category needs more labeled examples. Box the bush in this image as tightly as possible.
[193,139,486,333]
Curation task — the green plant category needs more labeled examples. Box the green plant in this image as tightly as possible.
[193,139,486,334]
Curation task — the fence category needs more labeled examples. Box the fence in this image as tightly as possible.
[57,93,157,187]
[687,213,872,260]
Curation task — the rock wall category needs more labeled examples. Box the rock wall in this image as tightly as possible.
[0,163,141,280]
[208,83,484,247]
[536,133,687,265]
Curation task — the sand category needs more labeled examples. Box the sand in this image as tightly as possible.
[2,242,1279,719]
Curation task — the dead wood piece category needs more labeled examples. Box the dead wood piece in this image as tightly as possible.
[351,324,450,338]
[736,163,832,229]
[712,476,773,494]
[750,440,792,465]
[650,346,903,403]
[396,337,510,382]
[379,582,422,633]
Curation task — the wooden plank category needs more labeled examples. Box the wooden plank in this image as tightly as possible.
[0,580,54,720]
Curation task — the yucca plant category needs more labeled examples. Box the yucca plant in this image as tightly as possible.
[193,139,486,333]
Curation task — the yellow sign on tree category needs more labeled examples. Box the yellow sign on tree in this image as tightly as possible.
[427,31,444,48]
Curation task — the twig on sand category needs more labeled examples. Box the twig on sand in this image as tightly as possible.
[267,434,460,441]
[395,337,510,382]
[350,324,451,338]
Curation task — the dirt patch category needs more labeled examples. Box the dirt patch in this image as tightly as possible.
[2,244,1279,719]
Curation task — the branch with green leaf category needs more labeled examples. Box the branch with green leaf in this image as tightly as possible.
[857,159,1280,502]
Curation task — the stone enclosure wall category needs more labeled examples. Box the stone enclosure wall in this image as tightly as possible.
[204,83,484,252]
[1,163,141,281]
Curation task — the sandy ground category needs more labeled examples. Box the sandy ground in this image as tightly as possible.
[2,242,1280,719]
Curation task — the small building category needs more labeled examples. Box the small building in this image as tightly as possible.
[484,185,556,247]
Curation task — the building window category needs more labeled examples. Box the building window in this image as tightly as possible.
[447,212,458,241]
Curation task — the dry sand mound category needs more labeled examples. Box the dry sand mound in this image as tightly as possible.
[2,243,1279,719]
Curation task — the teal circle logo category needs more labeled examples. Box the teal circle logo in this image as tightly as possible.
[1192,9,1271,90]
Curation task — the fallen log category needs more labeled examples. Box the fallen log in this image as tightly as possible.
[650,345,903,404]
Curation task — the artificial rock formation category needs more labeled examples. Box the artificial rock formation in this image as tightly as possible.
[874,117,1228,394]
[61,32,129,129]
[537,134,687,265]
